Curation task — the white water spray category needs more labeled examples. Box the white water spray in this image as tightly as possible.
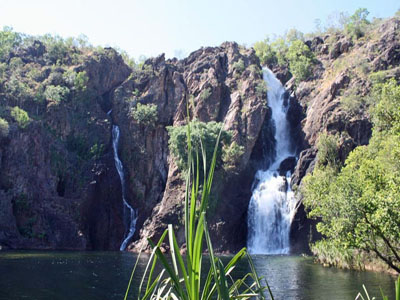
[247,68,297,254]
[111,125,137,251]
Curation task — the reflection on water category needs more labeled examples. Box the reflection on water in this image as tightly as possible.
[0,251,396,300]
[247,255,396,300]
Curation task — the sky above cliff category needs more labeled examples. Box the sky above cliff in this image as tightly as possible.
[0,0,399,60]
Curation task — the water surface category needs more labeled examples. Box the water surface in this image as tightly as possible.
[0,251,396,300]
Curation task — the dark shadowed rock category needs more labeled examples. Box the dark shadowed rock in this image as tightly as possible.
[278,156,297,176]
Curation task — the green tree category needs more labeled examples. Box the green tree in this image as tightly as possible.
[11,106,30,129]
[253,38,277,66]
[130,102,158,127]
[303,79,400,273]
[44,85,70,103]
[286,40,315,83]
[0,117,9,138]
[345,8,370,39]
[316,132,339,167]
[167,120,232,171]
[371,79,400,135]
[0,26,22,61]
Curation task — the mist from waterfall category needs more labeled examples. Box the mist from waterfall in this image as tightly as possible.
[247,68,297,254]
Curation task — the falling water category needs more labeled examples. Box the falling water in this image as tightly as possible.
[111,125,137,251]
[247,68,297,254]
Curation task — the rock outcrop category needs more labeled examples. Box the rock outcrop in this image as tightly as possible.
[286,17,400,252]
[1,16,399,253]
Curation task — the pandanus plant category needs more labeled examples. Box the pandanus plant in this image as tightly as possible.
[124,116,274,300]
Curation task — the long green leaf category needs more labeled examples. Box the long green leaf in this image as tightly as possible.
[124,248,143,300]
[247,253,269,300]
[169,225,192,299]
[152,244,188,300]
[143,229,169,295]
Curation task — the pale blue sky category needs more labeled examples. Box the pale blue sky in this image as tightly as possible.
[0,0,399,59]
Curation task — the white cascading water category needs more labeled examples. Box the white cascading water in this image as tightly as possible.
[111,125,137,251]
[247,68,297,254]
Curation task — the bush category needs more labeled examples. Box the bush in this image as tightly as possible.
[371,79,400,135]
[63,70,88,92]
[0,117,9,138]
[340,93,363,113]
[345,8,370,40]
[286,40,315,83]
[44,85,70,103]
[0,26,22,61]
[199,87,211,101]
[255,80,268,98]
[41,34,72,65]
[130,102,158,127]
[316,132,339,167]
[5,76,34,100]
[222,142,244,171]
[11,106,30,129]
[253,38,277,66]
[167,120,231,170]
[232,58,245,74]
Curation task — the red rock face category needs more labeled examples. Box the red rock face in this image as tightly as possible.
[1,17,398,252]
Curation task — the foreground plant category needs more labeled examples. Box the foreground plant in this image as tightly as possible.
[124,119,273,300]
[355,276,399,300]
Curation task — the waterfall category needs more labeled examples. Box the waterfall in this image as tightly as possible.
[247,68,297,254]
[111,125,137,251]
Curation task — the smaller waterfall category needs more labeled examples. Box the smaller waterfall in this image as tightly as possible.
[247,68,298,254]
[111,125,137,251]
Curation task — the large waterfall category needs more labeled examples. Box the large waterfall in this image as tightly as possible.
[247,68,297,254]
[111,125,137,251]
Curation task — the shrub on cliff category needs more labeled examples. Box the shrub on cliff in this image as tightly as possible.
[0,117,9,138]
[232,58,245,74]
[167,121,232,170]
[10,106,30,129]
[0,26,22,61]
[130,102,158,127]
[345,8,370,40]
[286,40,315,83]
[44,85,70,103]
[222,142,244,171]
[303,79,400,273]
[316,132,339,167]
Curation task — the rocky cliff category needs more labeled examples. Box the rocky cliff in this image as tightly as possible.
[0,16,399,252]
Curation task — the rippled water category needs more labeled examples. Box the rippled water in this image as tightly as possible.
[0,251,396,300]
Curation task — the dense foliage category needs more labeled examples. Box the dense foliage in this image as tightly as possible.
[167,121,243,172]
[0,117,9,138]
[130,102,158,127]
[10,106,30,129]
[253,29,315,83]
[303,79,400,273]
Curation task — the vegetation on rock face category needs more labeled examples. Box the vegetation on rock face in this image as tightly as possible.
[167,121,233,171]
[345,8,371,40]
[286,40,315,83]
[253,29,315,83]
[44,85,70,103]
[0,117,9,138]
[10,106,30,129]
[303,79,400,273]
[130,102,158,127]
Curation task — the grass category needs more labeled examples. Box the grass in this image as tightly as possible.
[124,110,272,299]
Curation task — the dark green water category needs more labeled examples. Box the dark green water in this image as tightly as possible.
[0,251,396,300]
